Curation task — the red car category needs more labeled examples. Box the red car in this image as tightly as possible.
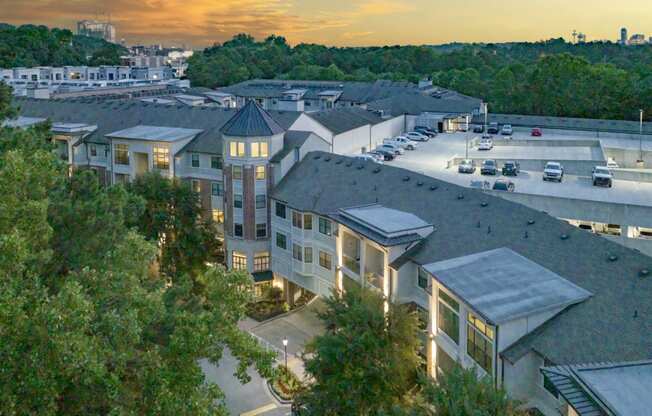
[531,127,543,137]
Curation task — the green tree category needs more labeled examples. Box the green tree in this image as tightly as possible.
[296,287,422,415]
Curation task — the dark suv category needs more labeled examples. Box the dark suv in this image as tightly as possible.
[502,161,520,176]
[487,122,499,134]
[481,159,497,175]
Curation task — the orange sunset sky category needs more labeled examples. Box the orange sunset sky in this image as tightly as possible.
[2,0,651,47]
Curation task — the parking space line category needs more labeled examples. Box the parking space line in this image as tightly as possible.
[240,403,278,416]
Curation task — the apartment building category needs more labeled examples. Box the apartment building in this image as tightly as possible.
[269,151,652,415]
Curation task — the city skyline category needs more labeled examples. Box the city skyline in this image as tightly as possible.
[2,0,652,47]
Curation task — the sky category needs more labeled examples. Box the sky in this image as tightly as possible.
[2,0,652,48]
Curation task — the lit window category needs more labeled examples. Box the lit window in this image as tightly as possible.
[191,179,200,193]
[292,211,303,229]
[234,194,243,209]
[256,194,266,209]
[293,244,303,261]
[191,153,200,168]
[467,313,494,374]
[256,223,267,238]
[232,251,247,270]
[211,182,223,196]
[114,144,129,165]
[230,141,245,157]
[304,214,312,230]
[438,289,460,344]
[232,165,242,180]
[319,217,332,236]
[234,223,243,237]
[153,147,170,170]
[319,251,332,270]
[304,247,313,263]
[211,156,223,170]
[255,165,266,180]
[253,252,269,272]
[212,209,224,224]
[251,142,269,158]
[275,202,286,219]
[276,232,287,250]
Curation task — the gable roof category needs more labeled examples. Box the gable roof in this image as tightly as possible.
[220,99,285,137]
[367,92,481,116]
[307,107,385,134]
[271,151,652,365]
[269,130,314,163]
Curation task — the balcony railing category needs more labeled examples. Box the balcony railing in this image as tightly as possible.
[343,254,360,275]
[365,271,383,291]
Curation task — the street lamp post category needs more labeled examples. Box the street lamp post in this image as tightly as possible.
[483,102,488,133]
[639,109,644,164]
[282,338,288,370]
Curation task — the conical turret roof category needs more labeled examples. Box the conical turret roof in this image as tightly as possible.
[220,99,285,137]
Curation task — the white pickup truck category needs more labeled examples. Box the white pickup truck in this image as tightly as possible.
[592,166,613,188]
[543,161,564,182]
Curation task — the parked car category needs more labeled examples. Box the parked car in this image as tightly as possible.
[592,166,613,187]
[478,138,493,150]
[502,160,520,176]
[473,124,485,133]
[354,154,382,164]
[377,143,404,155]
[543,161,564,182]
[369,149,394,161]
[531,127,543,137]
[501,124,513,136]
[487,122,499,134]
[405,131,429,142]
[481,133,493,139]
[414,126,437,137]
[385,136,417,150]
[365,151,385,163]
[607,157,619,169]
[481,159,497,175]
[493,179,515,192]
[458,159,476,174]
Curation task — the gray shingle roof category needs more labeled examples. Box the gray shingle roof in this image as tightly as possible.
[220,100,285,137]
[270,131,314,163]
[271,151,652,365]
[12,97,300,154]
[308,107,385,134]
[367,92,480,116]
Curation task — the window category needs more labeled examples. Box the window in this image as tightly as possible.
[436,346,458,377]
[230,141,245,157]
[276,202,287,219]
[276,232,287,250]
[304,214,313,230]
[114,144,129,165]
[232,251,247,270]
[256,223,267,238]
[191,153,200,168]
[256,194,266,209]
[418,267,430,290]
[292,211,303,229]
[254,252,270,272]
[211,156,223,170]
[294,148,300,162]
[319,251,332,270]
[293,244,303,261]
[438,290,460,344]
[251,142,269,158]
[90,144,97,157]
[304,247,313,263]
[211,182,223,196]
[153,147,170,170]
[255,165,266,180]
[319,217,332,236]
[467,313,494,374]
[233,194,243,209]
[212,209,224,224]
[234,223,243,237]
[232,165,242,180]
[191,179,201,193]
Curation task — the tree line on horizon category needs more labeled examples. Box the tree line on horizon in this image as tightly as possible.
[186,33,652,121]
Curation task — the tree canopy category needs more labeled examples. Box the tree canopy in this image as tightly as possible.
[187,34,652,121]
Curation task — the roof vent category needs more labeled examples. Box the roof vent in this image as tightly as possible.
[417,181,424,187]
[403,176,410,182]
[639,269,649,278]
[335,159,343,164]
[608,254,618,262]
[527,219,536,225]
[524,231,529,239]
[345,161,352,167]
[480,201,488,207]
[430,185,438,191]
[560,234,569,240]
[324,156,331,161]
[357,165,364,170]
[457,194,464,200]
[373,167,381,173]
[313,155,321,160]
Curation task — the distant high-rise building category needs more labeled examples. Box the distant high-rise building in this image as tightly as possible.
[629,34,647,45]
[620,27,628,44]
[77,20,116,43]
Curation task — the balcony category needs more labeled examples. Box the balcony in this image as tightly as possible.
[364,243,385,291]
[342,232,361,275]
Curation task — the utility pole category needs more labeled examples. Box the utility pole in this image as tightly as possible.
[483,102,488,133]
[638,109,644,164]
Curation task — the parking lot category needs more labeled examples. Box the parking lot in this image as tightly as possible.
[386,131,652,208]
